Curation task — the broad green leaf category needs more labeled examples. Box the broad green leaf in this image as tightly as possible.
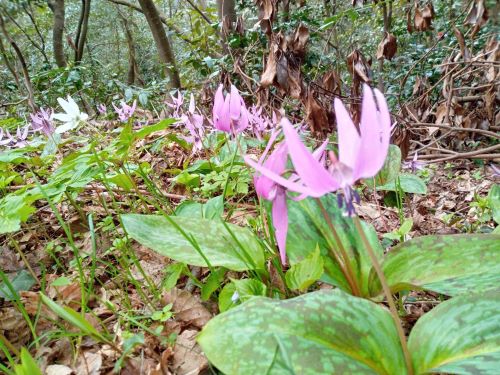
[40,294,108,343]
[162,263,187,291]
[231,278,267,302]
[287,195,383,296]
[488,184,499,224]
[135,118,176,139]
[122,214,265,271]
[285,246,324,291]
[201,268,226,301]
[0,270,36,301]
[409,289,500,374]
[0,215,21,234]
[198,289,406,375]
[218,282,237,312]
[377,174,427,194]
[370,234,500,296]
[175,196,224,219]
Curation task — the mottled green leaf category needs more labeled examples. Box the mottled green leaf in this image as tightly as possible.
[198,289,406,375]
[370,234,500,296]
[409,289,500,374]
[377,174,427,194]
[285,246,324,291]
[287,195,383,296]
[122,214,265,271]
[488,184,499,224]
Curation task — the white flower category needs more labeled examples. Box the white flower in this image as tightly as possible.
[53,96,88,134]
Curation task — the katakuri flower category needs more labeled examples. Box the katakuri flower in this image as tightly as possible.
[212,84,248,134]
[403,152,425,173]
[113,100,137,122]
[30,107,55,136]
[246,130,328,264]
[0,125,30,148]
[53,96,88,134]
[97,104,107,115]
[246,84,391,215]
[181,94,205,152]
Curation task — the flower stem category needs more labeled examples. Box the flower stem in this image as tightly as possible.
[353,216,413,375]
[316,199,361,297]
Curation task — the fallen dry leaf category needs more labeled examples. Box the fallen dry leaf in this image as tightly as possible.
[75,351,102,375]
[163,288,211,329]
[172,330,208,375]
[45,364,73,375]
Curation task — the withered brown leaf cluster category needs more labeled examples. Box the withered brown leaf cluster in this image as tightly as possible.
[376,32,397,60]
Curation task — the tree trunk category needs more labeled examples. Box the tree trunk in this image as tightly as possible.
[117,9,140,85]
[48,0,67,67]
[217,0,236,30]
[137,0,181,88]
[75,0,91,63]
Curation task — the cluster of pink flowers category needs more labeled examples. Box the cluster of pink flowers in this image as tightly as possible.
[113,100,137,122]
[244,84,391,264]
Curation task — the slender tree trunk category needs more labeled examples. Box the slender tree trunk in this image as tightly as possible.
[137,0,181,88]
[117,8,140,85]
[217,0,236,30]
[0,15,37,111]
[75,0,91,63]
[48,0,67,67]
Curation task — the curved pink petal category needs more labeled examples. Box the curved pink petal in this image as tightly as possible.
[272,188,288,265]
[353,84,391,180]
[334,98,360,171]
[282,118,339,195]
[229,85,242,121]
[254,142,288,200]
[244,156,325,197]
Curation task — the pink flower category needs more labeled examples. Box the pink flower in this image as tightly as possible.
[97,104,107,115]
[0,125,30,148]
[181,94,205,152]
[246,84,391,216]
[246,131,329,264]
[113,100,137,122]
[212,84,248,135]
[403,152,425,173]
[30,108,54,136]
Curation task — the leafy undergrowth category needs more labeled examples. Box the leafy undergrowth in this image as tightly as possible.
[0,87,499,375]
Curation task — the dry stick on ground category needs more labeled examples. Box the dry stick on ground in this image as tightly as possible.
[416,144,500,163]
[409,123,500,140]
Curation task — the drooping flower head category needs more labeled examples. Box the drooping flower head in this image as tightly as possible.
[53,96,89,134]
[245,84,391,261]
[247,130,329,265]
[248,105,273,140]
[30,107,55,136]
[97,104,107,115]
[113,100,137,122]
[167,91,184,116]
[181,94,205,152]
[212,84,248,135]
[403,152,425,173]
[0,125,30,148]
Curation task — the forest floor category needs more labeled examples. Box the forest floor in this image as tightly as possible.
[0,116,498,374]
